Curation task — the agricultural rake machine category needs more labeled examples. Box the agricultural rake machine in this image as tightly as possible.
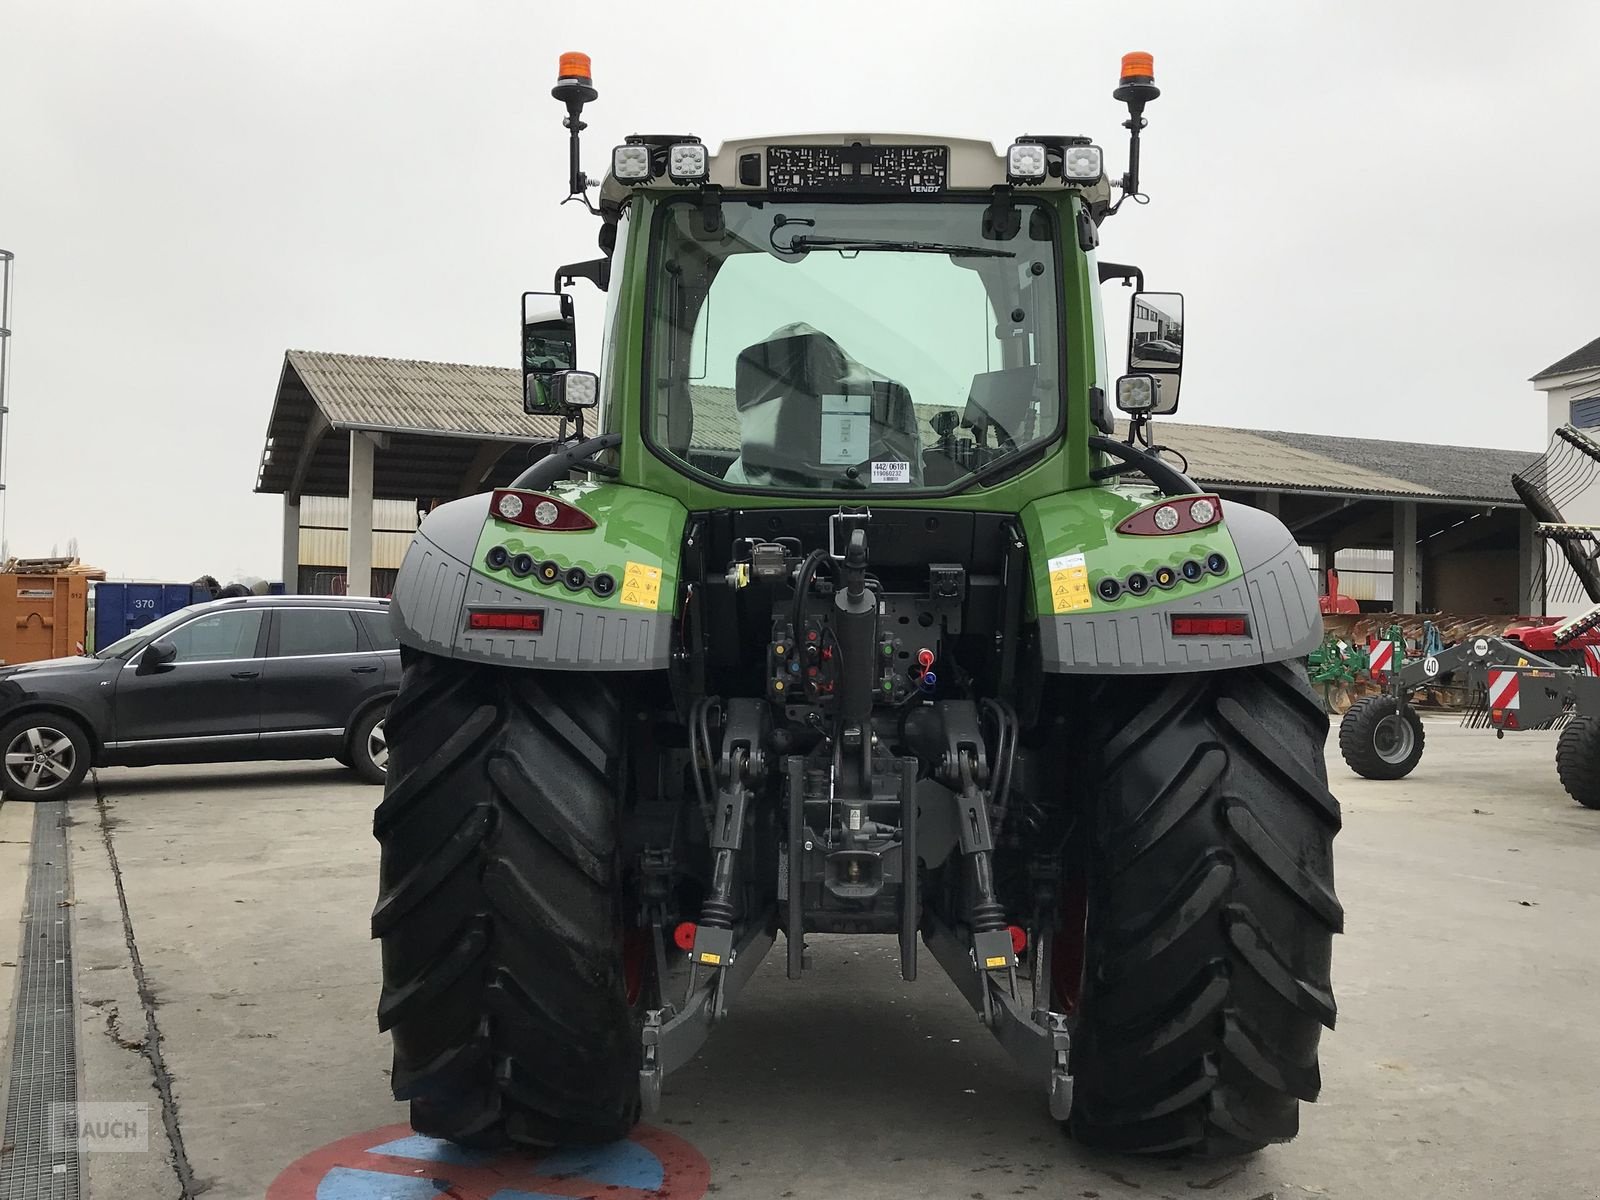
[1337,424,1600,808]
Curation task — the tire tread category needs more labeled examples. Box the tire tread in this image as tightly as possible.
[1070,660,1340,1157]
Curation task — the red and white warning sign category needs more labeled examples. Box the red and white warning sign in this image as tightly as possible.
[1487,668,1521,710]
[1368,639,1395,678]
[1584,645,1600,677]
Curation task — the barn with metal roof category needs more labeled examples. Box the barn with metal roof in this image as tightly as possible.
[257,350,1543,612]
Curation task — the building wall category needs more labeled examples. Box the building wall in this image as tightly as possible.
[296,494,419,596]
[1537,371,1600,611]
[1430,550,1520,613]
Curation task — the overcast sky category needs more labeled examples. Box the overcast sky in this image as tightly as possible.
[2,0,1597,581]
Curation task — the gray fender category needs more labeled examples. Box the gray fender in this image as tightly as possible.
[1039,502,1322,673]
[389,494,670,670]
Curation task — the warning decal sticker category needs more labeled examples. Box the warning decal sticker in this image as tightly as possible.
[1047,553,1092,614]
[620,561,663,610]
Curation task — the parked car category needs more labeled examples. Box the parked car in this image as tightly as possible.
[0,595,399,800]
[1133,337,1181,363]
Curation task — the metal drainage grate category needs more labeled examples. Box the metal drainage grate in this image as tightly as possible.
[0,801,81,1200]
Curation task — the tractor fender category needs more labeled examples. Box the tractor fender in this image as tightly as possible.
[389,489,679,671]
[1037,500,1321,674]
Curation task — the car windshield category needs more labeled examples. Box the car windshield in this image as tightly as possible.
[647,197,1063,492]
[93,605,203,660]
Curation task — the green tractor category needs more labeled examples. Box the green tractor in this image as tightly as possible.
[373,50,1340,1157]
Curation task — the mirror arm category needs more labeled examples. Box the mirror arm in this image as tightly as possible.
[1087,434,1200,496]
[513,433,623,492]
[554,257,611,292]
[1096,261,1144,290]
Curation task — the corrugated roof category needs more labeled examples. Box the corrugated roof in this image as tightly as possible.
[1246,428,1539,503]
[282,350,553,440]
[1136,422,1537,504]
[256,351,560,500]
[1132,422,1433,497]
[1532,335,1600,381]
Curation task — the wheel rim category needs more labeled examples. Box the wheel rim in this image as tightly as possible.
[4,726,76,793]
[1373,712,1416,763]
[367,719,388,773]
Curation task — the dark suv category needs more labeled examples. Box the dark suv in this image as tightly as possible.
[0,595,399,800]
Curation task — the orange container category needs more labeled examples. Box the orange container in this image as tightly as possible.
[0,558,106,665]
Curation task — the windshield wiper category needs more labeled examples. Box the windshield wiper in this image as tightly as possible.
[784,235,1014,259]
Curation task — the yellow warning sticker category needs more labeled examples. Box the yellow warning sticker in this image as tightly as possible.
[619,561,663,610]
[698,952,722,966]
[984,955,1009,969]
[1046,553,1092,614]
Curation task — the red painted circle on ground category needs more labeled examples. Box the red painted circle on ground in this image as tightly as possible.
[266,1120,711,1199]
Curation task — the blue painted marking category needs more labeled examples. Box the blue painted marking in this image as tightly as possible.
[532,1140,664,1190]
[316,1166,443,1198]
[366,1135,494,1167]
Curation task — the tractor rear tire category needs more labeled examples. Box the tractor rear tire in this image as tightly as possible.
[372,649,641,1147]
[1555,715,1600,809]
[1338,695,1425,780]
[1069,660,1341,1156]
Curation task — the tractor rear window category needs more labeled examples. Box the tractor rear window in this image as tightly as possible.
[646,197,1063,493]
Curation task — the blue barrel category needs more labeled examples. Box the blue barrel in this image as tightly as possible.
[91,582,201,652]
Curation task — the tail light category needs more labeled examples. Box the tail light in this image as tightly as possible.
[1171,615,1249,637]
[1117,495,1223,536]
[490,489,596,532]
[468,609,544,632]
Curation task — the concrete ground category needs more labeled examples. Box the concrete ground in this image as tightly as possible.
[4,721,1599,1199]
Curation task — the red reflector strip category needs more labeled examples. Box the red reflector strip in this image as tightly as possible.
[468,610,544,632]
[1170,615,1249,637]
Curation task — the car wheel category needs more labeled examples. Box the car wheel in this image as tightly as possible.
[0,715,92,801]
[348,707,388,785]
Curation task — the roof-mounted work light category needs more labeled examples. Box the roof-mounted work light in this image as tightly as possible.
[1062,144,1104,181]
[668,141,709,184]
[612,143,652,181]
[1005,141,1047,184]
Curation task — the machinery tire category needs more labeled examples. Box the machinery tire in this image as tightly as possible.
[1555,715,1600,809]
[1337,695,1425,780]
[1069,660,1341,1156]
[372,649,641,1147]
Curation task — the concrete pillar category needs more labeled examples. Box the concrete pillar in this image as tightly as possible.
[347,430,375,598]
[1393,501,1420,613]
[1517,508,1543,617]
[281,496,301,595]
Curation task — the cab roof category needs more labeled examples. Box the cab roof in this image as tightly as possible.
[599,131,1111,208]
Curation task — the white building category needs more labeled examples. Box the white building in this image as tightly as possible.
[1538,335,1600,439]
[1531,336,1600,613]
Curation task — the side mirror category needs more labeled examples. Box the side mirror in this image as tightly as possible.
[521,289,576,378]
[1127,291,1183,414]
[524,369,600,416]
[138,640,178,673]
